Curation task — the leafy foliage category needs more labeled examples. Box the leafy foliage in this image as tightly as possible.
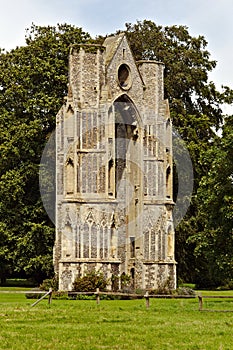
[0,24,90,283]
[0,20,232,288]
[121,20,233,285]
[73,271,108,292]
[39,276,59,291]
[190,116,233,287]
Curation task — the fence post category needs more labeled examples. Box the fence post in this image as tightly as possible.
[198,295,203,311]
[145,291,150,309]
[48,288,52,305]
[96,288,100,305]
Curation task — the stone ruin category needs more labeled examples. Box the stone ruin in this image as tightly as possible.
[54,33,176,291]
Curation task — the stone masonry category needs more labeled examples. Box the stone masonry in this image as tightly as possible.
[54,33,176,291]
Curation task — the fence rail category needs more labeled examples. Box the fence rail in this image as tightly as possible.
[68,289,196,308]
[1,289,233,311]
[0,289,53,307]
[0,290,48,294]
[198,295,233,312]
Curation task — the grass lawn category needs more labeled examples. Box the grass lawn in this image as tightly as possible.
[0,289,233,350]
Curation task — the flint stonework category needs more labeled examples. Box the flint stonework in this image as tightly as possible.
[54,33,176,291]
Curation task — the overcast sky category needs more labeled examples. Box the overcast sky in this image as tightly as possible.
[0,0,232,112]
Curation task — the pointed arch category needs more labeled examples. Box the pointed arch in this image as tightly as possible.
[110,94,142,199]
[113,94,142,127]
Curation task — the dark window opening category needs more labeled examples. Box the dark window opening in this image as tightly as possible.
[130,268,135,283]
[108,158,114,196]
[130,237,135,258]
[118,64,131,88]
[166,166,171,198]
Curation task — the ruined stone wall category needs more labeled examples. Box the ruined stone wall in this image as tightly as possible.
[69,46,105,109]
[55,34,176,291]
[143,263,176,290]
[137,61,164,111]
[104,36,144,111]
[59,261,121,291]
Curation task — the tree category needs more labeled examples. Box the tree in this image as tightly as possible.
[0,24,90,283]
[0,20,232,286]
[190,116,233,287]
[122,20,233,283]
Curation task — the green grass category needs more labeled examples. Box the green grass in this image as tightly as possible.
[0,289,233,350]
[3,279,36,288]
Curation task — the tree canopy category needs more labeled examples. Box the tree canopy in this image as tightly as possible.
[124,20,233,285]
[190,115,233,287]
[0,24,90,283]
[0,20,232,287]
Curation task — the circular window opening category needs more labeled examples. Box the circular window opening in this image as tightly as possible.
[118,64,131,89]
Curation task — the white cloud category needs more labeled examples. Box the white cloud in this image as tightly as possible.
[0,0,232,106]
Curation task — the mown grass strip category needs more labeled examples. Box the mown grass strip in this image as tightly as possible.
[0,289,233,349]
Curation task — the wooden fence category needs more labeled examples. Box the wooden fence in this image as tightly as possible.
[198,295,233,312]
[68,289,196,308]
[0,289,53,307]
[1,289,233,311]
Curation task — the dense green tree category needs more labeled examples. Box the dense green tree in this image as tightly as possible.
[190,116,233,287]
[0,20,232,286]
[124,20,230,167]
[0,24,90,283]
[123,20,233,283]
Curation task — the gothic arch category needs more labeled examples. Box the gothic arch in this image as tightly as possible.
[112,94,142,127]
[108,94,142,200]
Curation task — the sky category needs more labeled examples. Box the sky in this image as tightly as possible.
[0,0,232,113]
